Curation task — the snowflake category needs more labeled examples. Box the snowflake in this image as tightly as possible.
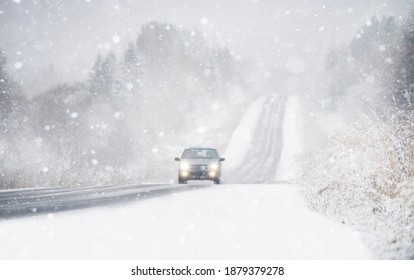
[114,111,124,119]
[197,127,207,134]
[200,17,209,25]
[14,62,23,69]
[112,35,120,44]
[378,45,386,52]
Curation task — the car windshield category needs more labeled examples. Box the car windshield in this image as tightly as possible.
[182,148,218,159]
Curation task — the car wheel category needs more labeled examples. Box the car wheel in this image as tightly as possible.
[178,178,187,184]
[214,178,220,184]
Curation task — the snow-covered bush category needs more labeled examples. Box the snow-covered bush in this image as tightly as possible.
[301,12,414,259]
[302,110,414,259]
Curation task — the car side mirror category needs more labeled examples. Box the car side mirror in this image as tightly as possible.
[219,158,225,161]
[174,157,181,161]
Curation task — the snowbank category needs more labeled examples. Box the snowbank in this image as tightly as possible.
[275,95,303,182]
[223,96,266,170]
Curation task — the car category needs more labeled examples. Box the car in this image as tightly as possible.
[174,147,225,184]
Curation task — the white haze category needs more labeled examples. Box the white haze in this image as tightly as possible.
[0,0,412,93]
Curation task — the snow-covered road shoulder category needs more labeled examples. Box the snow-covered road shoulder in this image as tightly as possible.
[276,95,303,182]
[223,96,266,171]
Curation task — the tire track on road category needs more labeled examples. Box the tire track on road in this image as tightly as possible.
[0,183,211,219]
[226,94,285,183]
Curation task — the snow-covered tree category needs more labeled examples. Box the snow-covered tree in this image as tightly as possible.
[0,49,12,123]
[394,12,414,109]
[118,43,143,96]
[88,53,116,97]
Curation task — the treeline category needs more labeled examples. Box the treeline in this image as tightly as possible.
[303,13,414,259]
[326,13,414,112]
[0,22,251,188]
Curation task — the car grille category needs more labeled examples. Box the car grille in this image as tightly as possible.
[190,164,207,172]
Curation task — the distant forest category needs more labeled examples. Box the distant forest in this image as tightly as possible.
[0,22,253,188]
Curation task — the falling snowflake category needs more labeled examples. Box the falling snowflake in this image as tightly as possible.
[197,126,207,134]
[114,111,124,119]
[385,57,393,64]
[211,103,220,110]
[200,17,209,25]
[14,62,23,69]
[112,35,120,44]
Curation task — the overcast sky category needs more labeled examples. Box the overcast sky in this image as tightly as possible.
[0,0,412,92]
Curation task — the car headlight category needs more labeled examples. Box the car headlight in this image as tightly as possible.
[179,162,190,171]
[209,163,219,171]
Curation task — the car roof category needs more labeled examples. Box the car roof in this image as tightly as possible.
[184,146,217,150]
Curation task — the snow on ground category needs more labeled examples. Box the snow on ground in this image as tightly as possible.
[0,184,372,259]
[223,95,266,171]
[275,95,303,182]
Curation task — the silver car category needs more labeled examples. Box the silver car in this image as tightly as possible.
[174,147,225,184]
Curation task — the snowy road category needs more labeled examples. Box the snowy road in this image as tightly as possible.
[225,95,285,184]
[0,183,371,259]
[0,94,372,259]
[0,184,208,219]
